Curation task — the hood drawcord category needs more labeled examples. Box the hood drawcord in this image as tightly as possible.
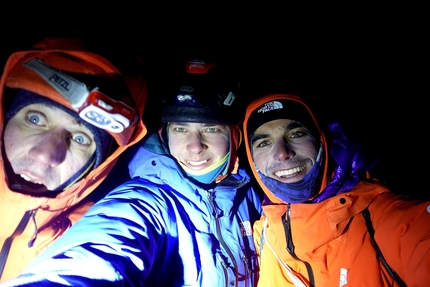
[28,209,39,248]
[0,208,38,280]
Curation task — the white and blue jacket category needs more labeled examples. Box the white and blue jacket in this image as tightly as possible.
[3,134,263,287]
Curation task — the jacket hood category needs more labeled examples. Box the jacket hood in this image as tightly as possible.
[0,36,147,210]
[243,93,329,204]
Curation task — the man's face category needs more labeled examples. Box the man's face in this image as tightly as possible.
[251,119,319,183]
[4,103,96,192]
[167,122,229,171]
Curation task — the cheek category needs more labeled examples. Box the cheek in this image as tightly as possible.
[210,137,229,157]
[167,138,181,160]
[300,141,319,162]
[218,140,230,154]
[252,151,266,172]
[64,156,88,176]
[3,124,25,159]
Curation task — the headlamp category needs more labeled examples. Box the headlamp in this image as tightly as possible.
[79,89,135,133]
[23,58,136,133]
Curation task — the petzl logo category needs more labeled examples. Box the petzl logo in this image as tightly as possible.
[257,101,283,114]
[49,74,71,91]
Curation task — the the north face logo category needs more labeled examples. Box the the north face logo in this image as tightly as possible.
[240,221,252,237]
[257,101,283,114]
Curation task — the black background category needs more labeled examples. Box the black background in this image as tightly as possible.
[2,6,427,199]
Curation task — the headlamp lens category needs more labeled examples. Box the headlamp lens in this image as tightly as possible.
[79,91,135,133]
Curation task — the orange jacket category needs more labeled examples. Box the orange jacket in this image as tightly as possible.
[243,93,430,286]
[0,37,147,282]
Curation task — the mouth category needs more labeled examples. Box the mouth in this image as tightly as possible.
[187,159,208,166]
[4,159,50,194]
[274,165,305,178]
[181,158,211,171]
[8,172,49,194]
[20,174,43,185]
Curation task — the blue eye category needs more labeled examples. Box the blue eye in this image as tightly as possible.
[72,133,91,146]
[26,111,47,126]
[74,135,85,144]
[29,115,40,124]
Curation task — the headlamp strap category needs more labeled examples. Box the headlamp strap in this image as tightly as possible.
[23,58,91,109]
[22,58,134,134]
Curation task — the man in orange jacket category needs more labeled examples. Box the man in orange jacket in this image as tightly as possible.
[0,33,147,282]
[242,93,430,286]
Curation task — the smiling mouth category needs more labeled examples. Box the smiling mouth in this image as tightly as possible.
[187,160,208,166]
[275,165,305,178]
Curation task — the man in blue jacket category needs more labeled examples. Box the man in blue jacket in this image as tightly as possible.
[1,59,263,287]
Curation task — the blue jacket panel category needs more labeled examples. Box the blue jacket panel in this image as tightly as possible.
[5,135,263,287]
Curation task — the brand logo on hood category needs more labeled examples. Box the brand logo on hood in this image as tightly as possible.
[257,101,283,114]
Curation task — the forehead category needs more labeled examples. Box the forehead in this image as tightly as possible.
[254,119,303,134]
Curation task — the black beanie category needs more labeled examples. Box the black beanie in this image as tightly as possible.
[246,99,319,143]
[5,89,112,168]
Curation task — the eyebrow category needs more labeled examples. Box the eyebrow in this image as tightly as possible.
[250,121,305,145]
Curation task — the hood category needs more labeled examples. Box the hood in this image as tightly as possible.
[0,36,147,211]
[243,94,329,204]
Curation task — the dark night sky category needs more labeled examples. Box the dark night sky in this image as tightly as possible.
[2,7,427,198]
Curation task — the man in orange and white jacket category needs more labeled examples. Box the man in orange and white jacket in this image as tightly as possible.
[243,93,430,286]
[0,34,147,282]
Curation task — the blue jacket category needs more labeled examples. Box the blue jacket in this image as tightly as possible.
[3,134,263,287]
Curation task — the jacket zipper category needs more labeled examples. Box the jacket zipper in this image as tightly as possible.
[0,209,37,280]
[242,254,251,287]
[283,203,315,287]
[208,190,240,287]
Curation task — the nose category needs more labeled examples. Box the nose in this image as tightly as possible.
[187,132,207,154]
[273,138,295,161]
[28,129,68,166]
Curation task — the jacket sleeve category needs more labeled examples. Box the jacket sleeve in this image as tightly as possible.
[1,181,171,287]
